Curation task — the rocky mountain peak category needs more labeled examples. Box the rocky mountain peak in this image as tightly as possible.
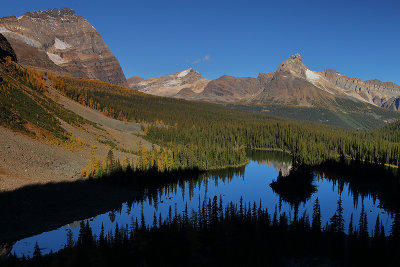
[24,8,76,19]
[129,68,209,97]
[323,69,340,75]
[176,68,200,78]
[276,54,308,77]
[289,53,302,61]
[0,8,127,86]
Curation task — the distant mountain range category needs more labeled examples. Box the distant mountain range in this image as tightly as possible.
[1,8,400,129]
[129,54,400,112]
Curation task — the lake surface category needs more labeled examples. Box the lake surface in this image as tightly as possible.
[10,150,395,257]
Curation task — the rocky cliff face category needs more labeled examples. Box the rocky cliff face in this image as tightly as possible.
[255,54,336,106]
[0,8,127,86]
[317,69,400,110]
[253,54,400,110]
[198,75,262,102]
[128,68,210,97]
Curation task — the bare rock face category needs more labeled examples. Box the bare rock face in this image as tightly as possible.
[128,68,210,97]
[127,76,145,88]
[257,71,274,86]
[0,8,127,86]
[254,55,336,106]
[318,70,400,110]
[254,54,400,110]
[0,33,17,62]
[198,75,262,102]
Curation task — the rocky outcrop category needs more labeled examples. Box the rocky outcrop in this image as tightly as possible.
[127,76,145,88]
[0,8,127,86]
[318,70,400,110]
[255,54,336,106]
[253,54,400,110]
[198,75,261,102]
[0,33,17,62]
[128,68,210,97]
[257,71,274,86]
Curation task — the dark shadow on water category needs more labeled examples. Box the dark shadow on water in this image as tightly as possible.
[0,168,202,243]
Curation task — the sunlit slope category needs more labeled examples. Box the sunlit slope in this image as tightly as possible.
[0,60,87,142]
[229,97,400,130]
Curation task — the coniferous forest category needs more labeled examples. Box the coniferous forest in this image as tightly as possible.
[51,75,400,172]
[4,196,400,266]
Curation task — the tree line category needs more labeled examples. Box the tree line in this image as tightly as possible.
[5,196,400,266]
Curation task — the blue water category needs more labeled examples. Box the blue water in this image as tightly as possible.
[11,154,394,257]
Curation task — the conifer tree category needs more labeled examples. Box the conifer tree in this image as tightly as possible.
[312,197,321,232]
[33,242,42,262]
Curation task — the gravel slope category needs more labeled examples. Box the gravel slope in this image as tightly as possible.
[0,88,153,191]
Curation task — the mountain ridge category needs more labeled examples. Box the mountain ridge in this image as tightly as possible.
[0,7,127,86]
[128,54,400,112]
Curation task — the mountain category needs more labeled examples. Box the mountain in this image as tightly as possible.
[317,69,400,111]
[197,75,262,102]
[0,8,127,86]
[254,54,337,106]
[128,70,274,102]
[254,54,400,111]
[130,54,400,113]
[128,68,210,97]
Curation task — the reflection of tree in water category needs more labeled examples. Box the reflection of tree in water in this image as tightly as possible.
[123,165,246,213]
[270,166,317,208]
[314,160,400,215]
[246,149,292,164]
[11,196,400,266]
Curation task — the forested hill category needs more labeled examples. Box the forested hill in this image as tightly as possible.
[51,75,400,171]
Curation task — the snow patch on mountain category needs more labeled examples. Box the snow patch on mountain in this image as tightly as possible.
[0,27,11,33]
[306,69,320,84]
[165,79,180,86]
[46,52,67,65]
[54,38,71,50]
[177,69,191,78]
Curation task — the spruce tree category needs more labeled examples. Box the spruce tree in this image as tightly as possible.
[33,242,41,262]
[312,197,321,232]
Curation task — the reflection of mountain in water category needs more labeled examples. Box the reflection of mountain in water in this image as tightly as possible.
[246,149,292,176]
[64,220,84,229]
[258,160,292,176]
[0,242,13,260]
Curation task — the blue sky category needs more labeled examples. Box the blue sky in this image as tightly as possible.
[1,0,399,83]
